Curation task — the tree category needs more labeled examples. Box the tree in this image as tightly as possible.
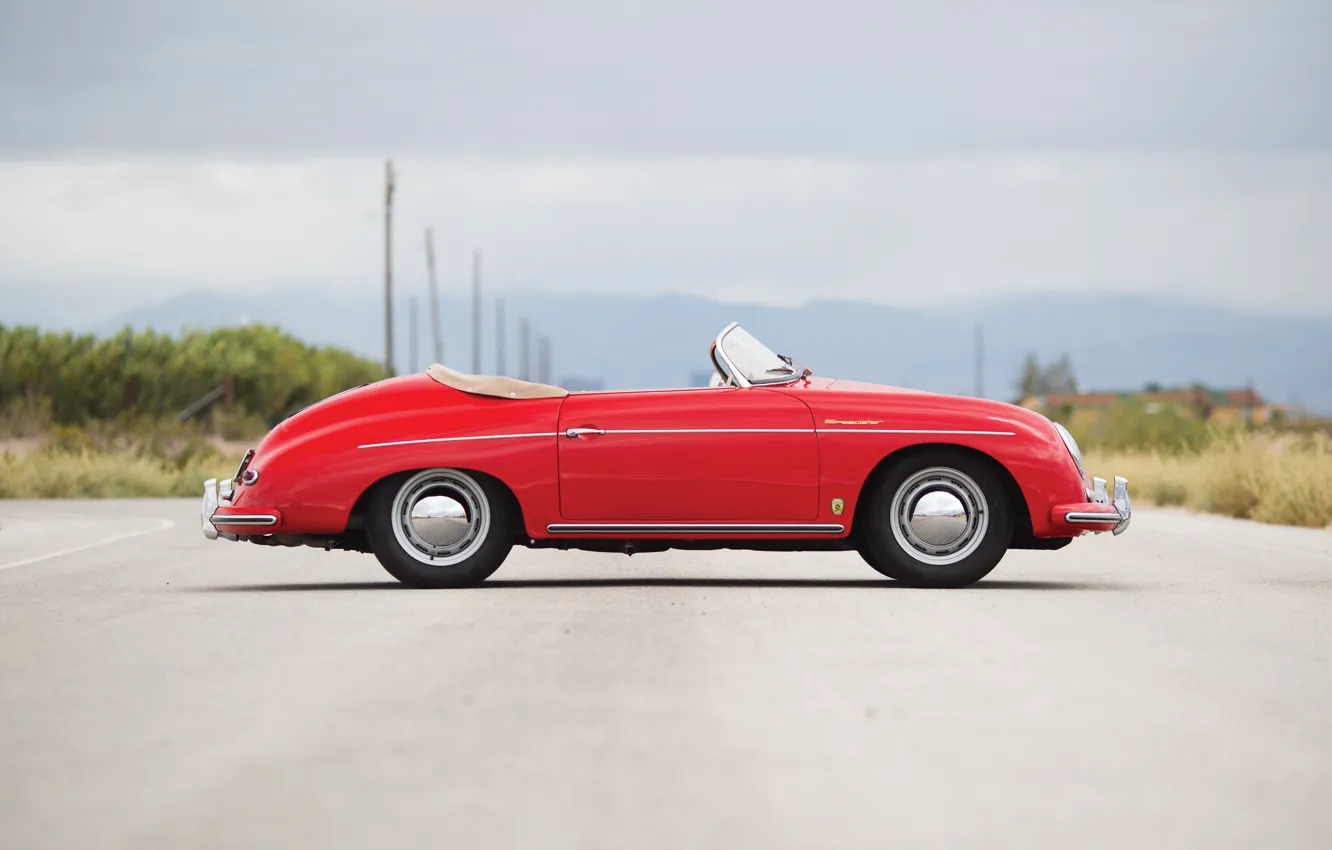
[1015,353,1078,400]
[1044,354,1078,394]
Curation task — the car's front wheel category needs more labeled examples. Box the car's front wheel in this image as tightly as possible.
[365,468,517,588]
[857,450,1014,588]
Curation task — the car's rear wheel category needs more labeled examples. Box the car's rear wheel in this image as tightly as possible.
[365,468,517,588]
[857,450,1014,588]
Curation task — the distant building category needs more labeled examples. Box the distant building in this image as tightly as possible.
[560,376,606,392]
[1019,386,1278,426]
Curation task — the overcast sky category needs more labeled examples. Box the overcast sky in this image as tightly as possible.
[1,0,1329,321]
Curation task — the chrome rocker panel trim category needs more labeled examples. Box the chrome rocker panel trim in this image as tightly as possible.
[547,523,846,535]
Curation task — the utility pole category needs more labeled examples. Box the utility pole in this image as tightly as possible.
[495,298,506,376]
[424,227,443,366]
[538,335,551,385]
[471,250,482,374]
[383,159,396,377]
[974,325,984,398]
[409,297,419,374]
[518,318,530,381]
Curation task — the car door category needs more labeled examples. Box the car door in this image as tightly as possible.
[556,387,819,521]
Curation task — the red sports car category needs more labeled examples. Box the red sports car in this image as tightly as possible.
[201,322,1130,588]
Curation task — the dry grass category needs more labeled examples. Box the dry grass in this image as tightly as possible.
[1085,432,1332,529]
[0,450,238,499]
[0,419,249,499]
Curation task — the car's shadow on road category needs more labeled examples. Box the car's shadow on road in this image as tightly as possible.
[196,577,1133,593]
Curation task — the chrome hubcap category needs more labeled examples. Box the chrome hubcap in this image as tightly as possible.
[391,470,490,566]
[890,467,988,566]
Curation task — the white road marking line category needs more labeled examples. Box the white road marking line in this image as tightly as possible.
[0,519,176,571]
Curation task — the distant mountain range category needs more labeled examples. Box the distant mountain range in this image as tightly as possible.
[15,289,1332,413]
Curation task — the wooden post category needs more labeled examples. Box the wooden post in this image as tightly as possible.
[471,250,482,374]
[409,297,419,374]
[974,325,984,398]
[518,318,530,381]
[384,160,396,377]
[495,298,506,376]
[538,336,551,385]
[425,227,443,366]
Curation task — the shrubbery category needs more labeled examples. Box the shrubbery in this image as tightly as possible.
[1063,399,1213,454]
[0,324,383,431]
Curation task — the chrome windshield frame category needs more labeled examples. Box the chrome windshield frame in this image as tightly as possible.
[712,322,750,387]
[712,322,803,388]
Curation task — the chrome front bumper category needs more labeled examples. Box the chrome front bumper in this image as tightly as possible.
[1064,476,1132,536]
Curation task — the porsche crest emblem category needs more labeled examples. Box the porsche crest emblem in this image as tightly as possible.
[831,498,845,515]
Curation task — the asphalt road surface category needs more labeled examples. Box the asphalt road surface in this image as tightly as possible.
[2,499,1330,850]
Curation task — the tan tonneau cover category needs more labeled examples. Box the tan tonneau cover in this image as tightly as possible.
[426,363,568,399]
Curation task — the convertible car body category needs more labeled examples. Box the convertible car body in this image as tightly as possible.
[201,322,1130,588]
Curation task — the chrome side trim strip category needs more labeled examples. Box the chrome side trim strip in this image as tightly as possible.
[359,428,1016,449]
[578,428,1014,436]
[818,429,1016,436]
[546,523,846,535]
[358,432,558,449]
[1064,512,1121,524]
[211,514,279,527]
[605,428,813,435]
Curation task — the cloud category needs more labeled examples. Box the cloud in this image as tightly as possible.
[2,153,1329,317]
[2,2,1327,322]
[1,0,1328,156]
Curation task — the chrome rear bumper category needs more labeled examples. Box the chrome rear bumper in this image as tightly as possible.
[202,478,232,541]
[202,478,227,540]
[201,478,268,542]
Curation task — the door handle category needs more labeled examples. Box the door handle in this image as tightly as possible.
[565,427,605,438]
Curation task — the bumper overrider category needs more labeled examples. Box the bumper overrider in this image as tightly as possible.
[1054,475,1132,536]
[201,477,281,542]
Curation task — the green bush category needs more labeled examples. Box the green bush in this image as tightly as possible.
[0,324,383,432]
[1065,399,1212,454]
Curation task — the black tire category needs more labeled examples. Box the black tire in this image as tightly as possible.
[365,468,518,588]
[857,449,1014,588]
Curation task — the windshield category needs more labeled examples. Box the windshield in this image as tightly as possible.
[716,324,807,386]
